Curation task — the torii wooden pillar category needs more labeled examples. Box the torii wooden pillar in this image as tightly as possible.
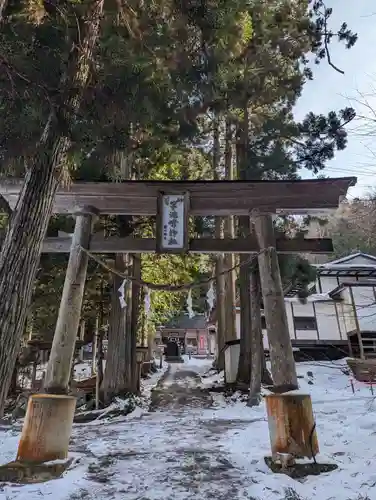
[253,211,298,391]
[17,207,97,463]
[44,207,97,393]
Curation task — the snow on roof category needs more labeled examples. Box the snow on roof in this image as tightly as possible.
[284,292,333,303]
[324,252,376,266]
[319,264,376,270]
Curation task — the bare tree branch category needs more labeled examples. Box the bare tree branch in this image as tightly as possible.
[322,3,345,74]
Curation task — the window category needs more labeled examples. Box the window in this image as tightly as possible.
[294,316,317,331]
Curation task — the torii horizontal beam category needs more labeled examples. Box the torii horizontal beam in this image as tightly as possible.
[39,236,333,254]
[0,177,356,216]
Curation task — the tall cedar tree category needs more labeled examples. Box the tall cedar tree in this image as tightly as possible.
[0,0,356,409]
[0,0,258,411]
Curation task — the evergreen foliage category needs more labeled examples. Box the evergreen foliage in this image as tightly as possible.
[0,0,358,334]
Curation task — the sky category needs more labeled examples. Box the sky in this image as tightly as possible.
[294,0,376,198]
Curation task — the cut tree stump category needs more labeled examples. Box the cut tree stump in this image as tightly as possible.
[265,393,318,461]
[17,394,76,463]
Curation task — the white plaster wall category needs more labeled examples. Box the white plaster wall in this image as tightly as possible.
[352,286,376,331]
[339,288,357,334]
[235,311,241,340]
[315,302,342,340]
[235,298,349,346]
[290,302,318,341]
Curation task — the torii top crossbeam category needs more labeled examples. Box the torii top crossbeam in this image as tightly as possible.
[0,177,356,216]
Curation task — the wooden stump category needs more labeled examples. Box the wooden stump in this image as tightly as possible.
[17,394,76,463]
[265,393,318,460]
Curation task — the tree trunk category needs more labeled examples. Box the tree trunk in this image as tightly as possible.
[237,247,252,385]
[147,331,154,361]
[0,0,8,23]
[236,104,252,385]
[91,317,99,376]
[0,167,60,414]
[248,268,263,406]
[44,210,96,393]
[224,116,237,343]
[215,222,226,371]
[101,254,136,405]
[10,364,18,395]
[253,212,298,391]
[127,255,137,392]
[261,348,273,386]
[95,327,104,409]
[212,114,226,370]
[0,0,104,414]
[78,319,86,362]
[131,255,141,344]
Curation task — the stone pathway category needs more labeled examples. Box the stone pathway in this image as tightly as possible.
[150,364,213,411]
[64,361,256,500]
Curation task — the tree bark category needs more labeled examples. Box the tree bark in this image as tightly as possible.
[0,0,8,23]
[223,117,237,343]
[248,268,262,406]
[101,254,136,405]
[215,222,226,371]
[78,319,86,362]
[127,255,137,392]
[261,344,273,386]
[131,254,141,347]
[0,167,60,413]
[44,210,96,393]
[236,104,253,384]
[237,247,252,385]
[0,0,104,414]
[212,114,226,370]
[253,212,298,391]
[147,331,154,361]
[212,115,226,370]
[95,327,104,409]
[91,316,99,376]
[236,205,251,386]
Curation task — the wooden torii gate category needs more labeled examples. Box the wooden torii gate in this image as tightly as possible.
[1,176,355,392]
[1,176,355,464]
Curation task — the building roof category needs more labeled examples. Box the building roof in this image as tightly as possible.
[276,252,376,300]
[324,252,376,266]
[316,252,376,278]
[317,265,376,279]
[284,293,333,303]
[161,313,208,330]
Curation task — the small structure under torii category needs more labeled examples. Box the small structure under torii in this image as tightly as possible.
[0,176,355,466]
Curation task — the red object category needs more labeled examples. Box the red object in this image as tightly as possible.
[199,336,205,350]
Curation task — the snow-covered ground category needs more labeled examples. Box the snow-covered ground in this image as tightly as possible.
[1,356,376,499]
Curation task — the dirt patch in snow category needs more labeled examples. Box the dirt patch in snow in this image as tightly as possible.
[150,367,213,411]
[264,457,338,480]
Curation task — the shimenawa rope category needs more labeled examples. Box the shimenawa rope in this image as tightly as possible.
[79,245,271,292]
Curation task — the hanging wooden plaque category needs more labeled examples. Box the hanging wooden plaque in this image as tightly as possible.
[156,191,190,253]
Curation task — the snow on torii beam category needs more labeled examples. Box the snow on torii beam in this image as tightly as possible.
[0,177,356,216]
